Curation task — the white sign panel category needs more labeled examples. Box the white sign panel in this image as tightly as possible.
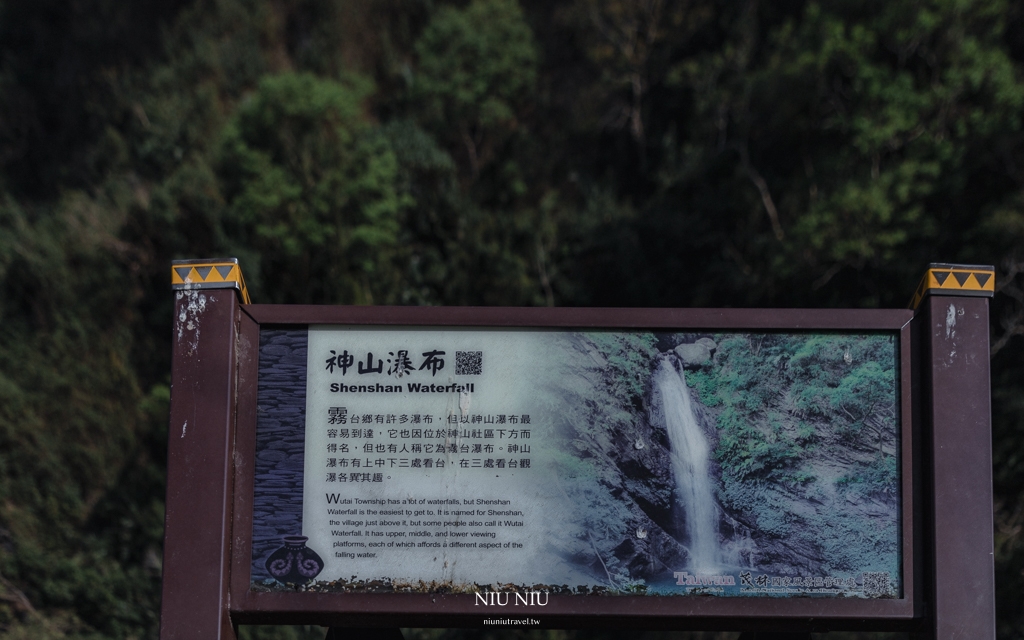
[252,327,902,599]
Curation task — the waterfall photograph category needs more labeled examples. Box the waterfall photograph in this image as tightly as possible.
[544,330,901,599]
[655,358,719,573]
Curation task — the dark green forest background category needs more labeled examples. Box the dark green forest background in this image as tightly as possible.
[1,0,1023,638]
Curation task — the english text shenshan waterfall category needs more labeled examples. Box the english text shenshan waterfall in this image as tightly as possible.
[654,358,720,571]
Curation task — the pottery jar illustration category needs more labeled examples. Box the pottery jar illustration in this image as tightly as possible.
[265,535,324,584]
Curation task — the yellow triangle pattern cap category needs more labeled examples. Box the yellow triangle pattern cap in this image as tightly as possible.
[170,258,250,304]
[910,263,994,310]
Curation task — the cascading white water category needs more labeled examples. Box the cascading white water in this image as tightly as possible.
[654,357,720,571]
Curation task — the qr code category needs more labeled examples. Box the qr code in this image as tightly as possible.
[455,351,482,375]
[862,572,892,598]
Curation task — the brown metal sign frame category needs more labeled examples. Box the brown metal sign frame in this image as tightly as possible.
[160,263,996,639]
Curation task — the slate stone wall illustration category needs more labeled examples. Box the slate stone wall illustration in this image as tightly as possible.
[251,327,308,584]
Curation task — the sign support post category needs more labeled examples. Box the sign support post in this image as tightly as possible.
[912,264,997,639]
[162,259,250,640]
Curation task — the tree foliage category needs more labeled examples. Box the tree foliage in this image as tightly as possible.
[0,0,1023,637]
[218,72,407,303]
[413,0,539,172]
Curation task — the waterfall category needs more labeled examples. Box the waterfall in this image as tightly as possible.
[654,357,720,571]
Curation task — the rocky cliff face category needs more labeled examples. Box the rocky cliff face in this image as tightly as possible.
[544,331,901,593]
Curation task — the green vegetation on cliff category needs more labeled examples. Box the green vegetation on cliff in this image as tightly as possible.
[692,334,899,576]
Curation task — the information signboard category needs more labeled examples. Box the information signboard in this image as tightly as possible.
[250,327,903,602]
[160,259,997,639]
[215,305,920,634]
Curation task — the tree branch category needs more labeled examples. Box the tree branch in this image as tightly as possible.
[737,145,784,240]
